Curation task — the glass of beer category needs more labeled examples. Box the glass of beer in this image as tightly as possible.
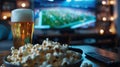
[11,9,34,49]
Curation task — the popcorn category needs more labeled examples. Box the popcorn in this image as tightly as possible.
[0,64,5,67]
[53,51,59,57]
[61,58,70,66]
[6,39,82,67]
[46,64,53,67]
[39,61,49,67]
[46,53,52,60]
[11,47,15,50]
[7,55,12,62]
[82,62,92,67]
[69,56,74,63]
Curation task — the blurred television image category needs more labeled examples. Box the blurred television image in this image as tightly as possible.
[34,0,96,29]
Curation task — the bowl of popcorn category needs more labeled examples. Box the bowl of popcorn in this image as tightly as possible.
[3,39,83,67]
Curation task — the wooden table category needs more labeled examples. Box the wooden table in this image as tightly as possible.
[0,45,120,67]
[0,51,10,65]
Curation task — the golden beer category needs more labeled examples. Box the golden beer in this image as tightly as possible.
[11,9,34,49]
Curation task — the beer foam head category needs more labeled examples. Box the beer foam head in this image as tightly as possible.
[11,9,34,22]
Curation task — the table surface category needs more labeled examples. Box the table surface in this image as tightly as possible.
[0,45,120,67]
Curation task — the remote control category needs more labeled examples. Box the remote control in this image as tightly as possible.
[85,52,115,65]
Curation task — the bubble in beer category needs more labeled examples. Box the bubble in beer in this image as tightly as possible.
[11,9,34,22]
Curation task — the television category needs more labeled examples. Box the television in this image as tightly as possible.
[34,0,96,30]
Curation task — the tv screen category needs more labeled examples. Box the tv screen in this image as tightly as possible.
[34,0,96,29]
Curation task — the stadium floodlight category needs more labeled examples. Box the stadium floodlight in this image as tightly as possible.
[75,0,94,1]
[66,0,71,2]
[75,0,82,1]
[48,0,54,2]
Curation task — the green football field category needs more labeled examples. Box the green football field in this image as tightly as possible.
[41,8,96,28]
